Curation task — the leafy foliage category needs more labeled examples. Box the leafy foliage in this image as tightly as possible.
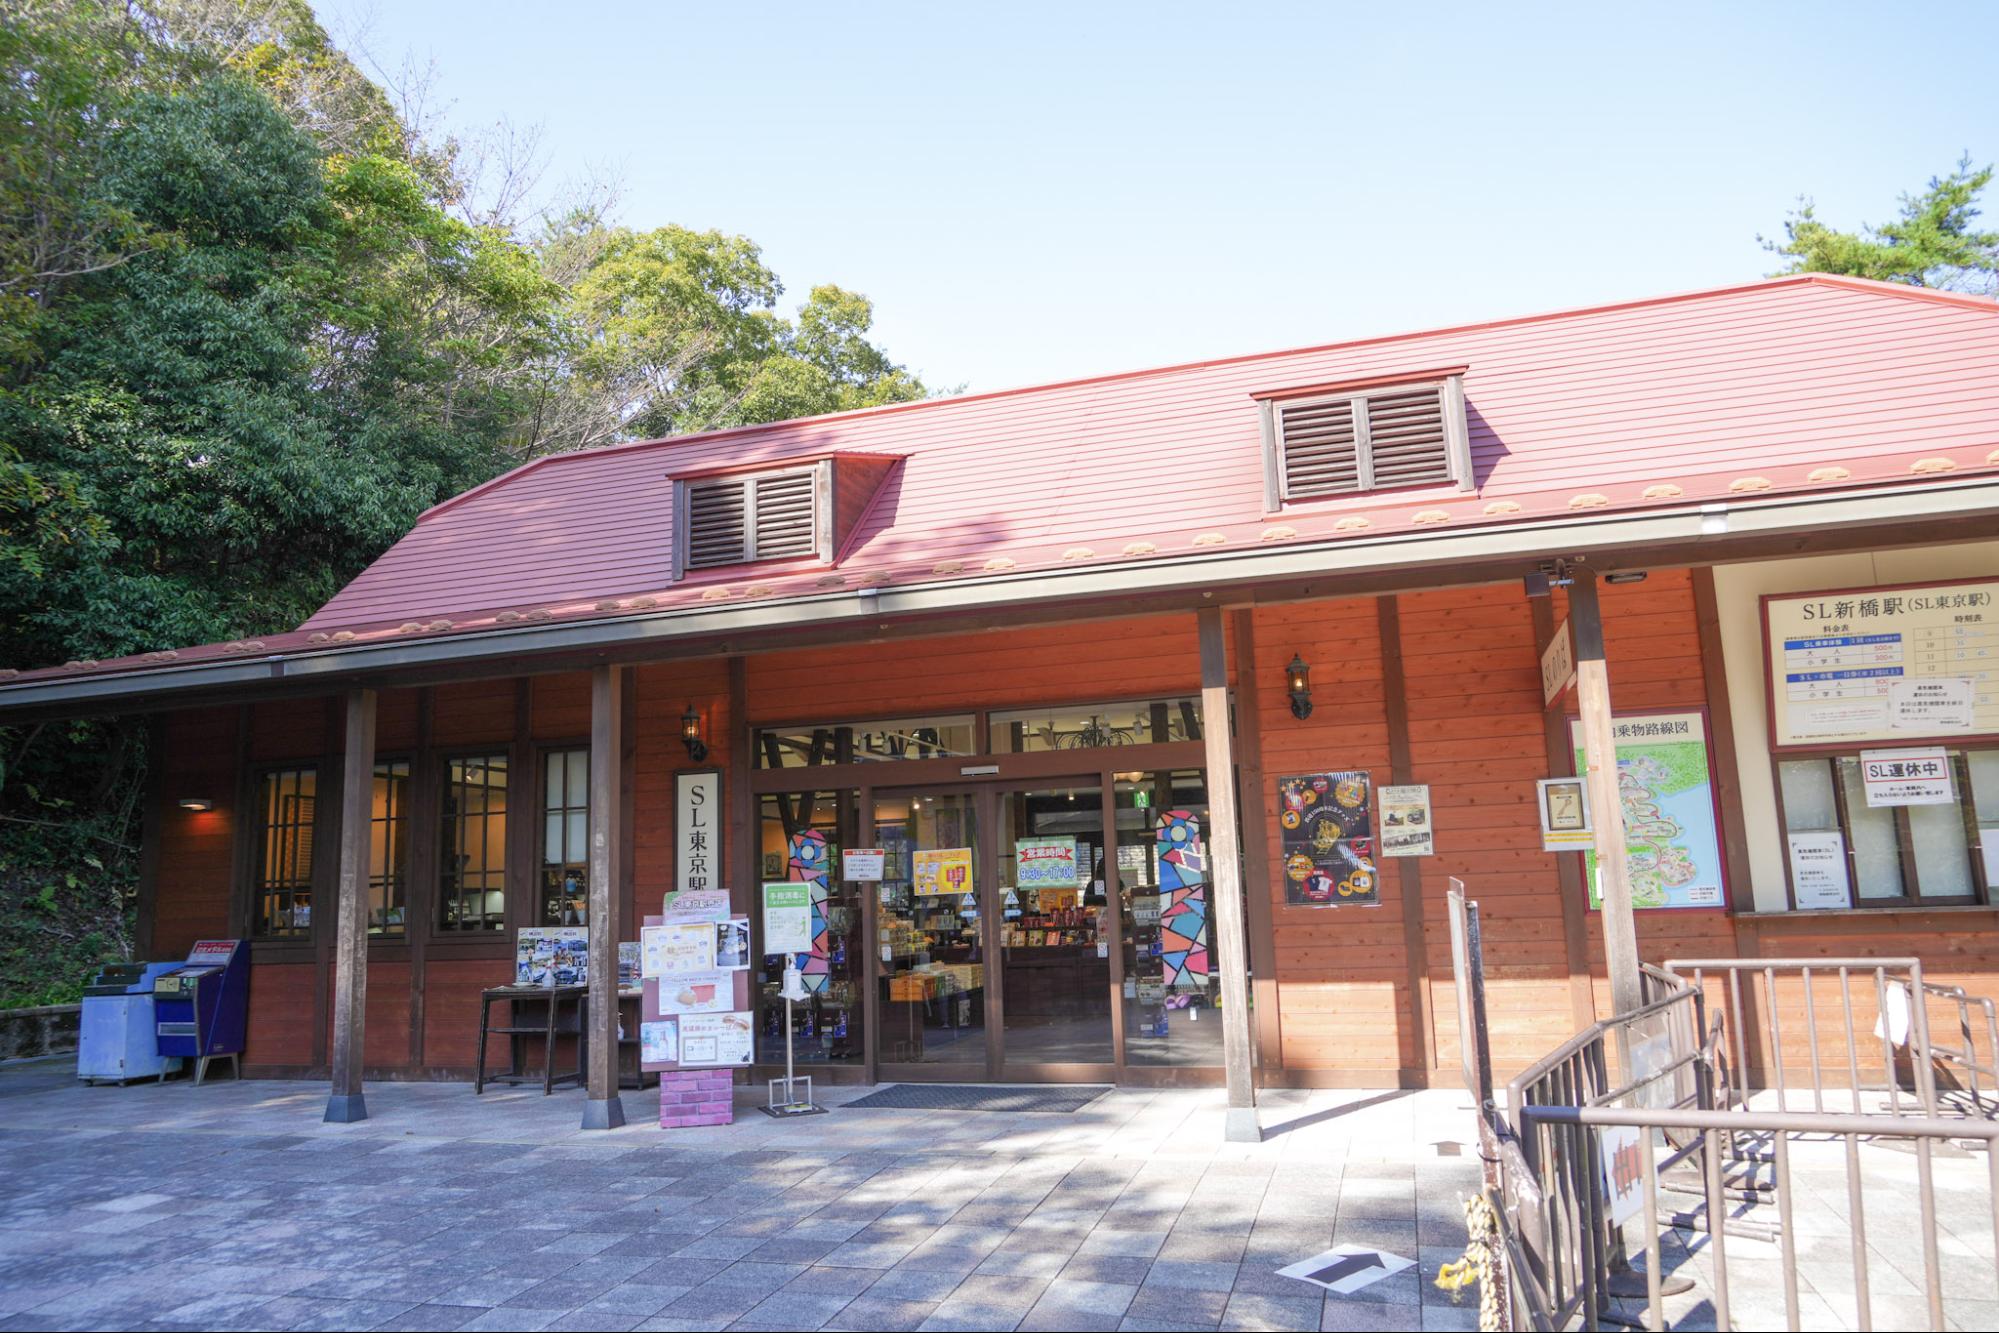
[1764,157,1999,295]
[0,0,929,1004]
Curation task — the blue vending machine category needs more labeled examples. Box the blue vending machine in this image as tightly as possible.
[153,939,249,1085]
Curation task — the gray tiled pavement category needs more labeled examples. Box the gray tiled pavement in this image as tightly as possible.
[0,1059,1490,1331]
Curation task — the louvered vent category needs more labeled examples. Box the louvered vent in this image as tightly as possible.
[680,465,826,573]
[1271,377,1467,501]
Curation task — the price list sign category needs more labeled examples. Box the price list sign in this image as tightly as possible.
[1764,580,1998,749]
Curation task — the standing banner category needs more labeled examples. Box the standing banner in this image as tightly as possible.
[1277,772,1378,907]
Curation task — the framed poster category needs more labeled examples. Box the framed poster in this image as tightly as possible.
[1277,772,1377,907]
[1015,836,1079,889]
[656,971,734,1015]
[674,770,723,895]
[642,921,715,977]
[1786,831,1852,910]
[679,1011,754,1067]
[640,1018,678,1066]
[1566,711,1726,910]
[1763,579,1999,750]
[913,847,974,897]
[1538,778,1592,851]
[762,882,813,954]
[1378,785,1433,857]
[515,927,588,987]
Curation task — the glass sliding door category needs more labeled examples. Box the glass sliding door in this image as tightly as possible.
[1113,769,1229,1069]
[756,790,864,1068]
[997,784,1116,1073]
[875,790,989,1073]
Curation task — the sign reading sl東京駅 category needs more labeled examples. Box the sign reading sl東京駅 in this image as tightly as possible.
[1764,580,1998,749]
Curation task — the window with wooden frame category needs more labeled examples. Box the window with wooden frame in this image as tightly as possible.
[439,752,509,931]
[252,767,318,938]
[369,760,411,937]
[1259,374,1472,506]
[674,462,830,577]
[1777,747,1998,908]
[539,747,590,926]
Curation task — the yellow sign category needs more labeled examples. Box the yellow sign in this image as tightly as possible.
[913,847,974,897]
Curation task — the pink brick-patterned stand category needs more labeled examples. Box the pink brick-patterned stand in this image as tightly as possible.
[659,1068,734,1128]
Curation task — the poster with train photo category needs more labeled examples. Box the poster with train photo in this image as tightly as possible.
[1277,771,1379,907]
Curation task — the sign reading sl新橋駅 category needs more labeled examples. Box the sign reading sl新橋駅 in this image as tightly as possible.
[1765,579,1998,749]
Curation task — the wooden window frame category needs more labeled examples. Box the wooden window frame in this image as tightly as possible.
[535,742,592,927]
[1258,373,1472,510]
[369,756,414,940]
[435,747,512,935]
[246,763,323,943]
[1773,744,1995,910]
[673,460,833,579]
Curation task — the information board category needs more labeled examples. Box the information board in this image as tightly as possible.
[1765,579,1999,749]
[1567,712,1726,911]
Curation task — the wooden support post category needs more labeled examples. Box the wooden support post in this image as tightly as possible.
[325,688,376,1124]
[1198,608,1260,1142]
[1568,573,1643,1017]
[582,663,627,1130]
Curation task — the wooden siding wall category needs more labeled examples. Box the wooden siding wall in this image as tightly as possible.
[144,579,1999,1086]
[154,663,733,1078]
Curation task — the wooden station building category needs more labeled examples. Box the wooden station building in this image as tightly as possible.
[3,274,1996,1129]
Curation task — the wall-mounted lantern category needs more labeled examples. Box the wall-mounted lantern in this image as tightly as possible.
[177,798,215,812]
[681,704,709,764]
[1284,654,1313,720]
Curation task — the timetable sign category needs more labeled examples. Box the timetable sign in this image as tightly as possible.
[1765,580,1998,748]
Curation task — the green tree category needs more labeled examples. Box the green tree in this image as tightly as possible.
[1764,158,1999,295]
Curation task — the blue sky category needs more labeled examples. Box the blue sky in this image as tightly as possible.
[316,1,1994,394]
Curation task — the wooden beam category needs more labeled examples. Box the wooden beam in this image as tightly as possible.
[1197,608,1260,1141]
[1532,595,1599,1032]
[1568,573,1642,1016]
[325,687,376,1123]
[1377,596,1436,1077]
[582,663,628,1129]
[1229,610,1285,1076]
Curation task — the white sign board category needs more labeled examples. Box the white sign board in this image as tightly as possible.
[761,882,814,955]
[1378,785,1433,857]
[1600,1125,1648,1226]
[1541,617,1577,703]
[841,848,885,881]
[1859,747,1955,807]
[1765,581,1999,748]
[1786,831,1852,910]
[675,770,722,894]
[1537,777,1593,851]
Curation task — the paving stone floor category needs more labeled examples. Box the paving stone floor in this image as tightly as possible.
[0,1060,1488,1332]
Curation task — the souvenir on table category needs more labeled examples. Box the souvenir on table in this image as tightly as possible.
[1278,771,1379,907]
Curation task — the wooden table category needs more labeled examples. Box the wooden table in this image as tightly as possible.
[475,984,585,1094]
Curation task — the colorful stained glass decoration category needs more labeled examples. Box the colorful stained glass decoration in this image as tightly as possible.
[787,829,832,993]
[1154,809,1210,989]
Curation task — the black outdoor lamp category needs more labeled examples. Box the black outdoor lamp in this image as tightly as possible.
[681,704,709,764]
[1284,654,1313,720]
[177,797,215,812]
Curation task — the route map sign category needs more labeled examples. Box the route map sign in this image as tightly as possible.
[1765,579,1999,749]
[1567,711,1726,911]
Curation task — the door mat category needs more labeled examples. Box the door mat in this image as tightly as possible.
[843,1083,1110,1113]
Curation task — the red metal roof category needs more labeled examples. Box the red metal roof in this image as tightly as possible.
[7,274,1997,685]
